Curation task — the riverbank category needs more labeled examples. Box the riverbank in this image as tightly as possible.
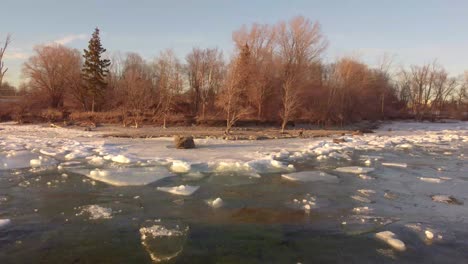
[64,121,379,140]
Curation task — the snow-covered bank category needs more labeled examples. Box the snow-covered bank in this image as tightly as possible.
[0,121,467,187]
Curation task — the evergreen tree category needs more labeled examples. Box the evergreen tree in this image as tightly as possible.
[82,27,111,112]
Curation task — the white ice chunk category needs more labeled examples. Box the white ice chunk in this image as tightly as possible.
[351,195,372,203]
[157,185,199,196]
[375,231,406,251]
[357,189,376,197]
[111,155,131,164]
[382,162,407,168]
[170,160,191,173]
[419,177,442,183]
[207,197,223,208]
[396,143,412,149]
[39,148,58,156]
[431,195,462,205]
[77,205,112,220]
[140,224,186,238]
[358,174,375,180]
[0,219,11,228]
[30,159,42,168]
[65,153,77,160]
[88,156,105,166]
[425,230,434,240]
[281,171,338,183]
[214,161,251,172]
[335,166,374,174]
[352,206,372,213]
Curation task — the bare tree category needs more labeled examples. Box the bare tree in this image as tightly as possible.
[430,68,457,117]
[186,48,203,115]
[0,34,12,88]
[116,53,153,128]
[152,49,183,128]
[456,72,467,111]
[276,16,327,132]
[23,44,81,108]
[233,23,276,120]
[376,53,396,119]
[398,61,447,120]
[186,48,224,119]
[217,44,252,134]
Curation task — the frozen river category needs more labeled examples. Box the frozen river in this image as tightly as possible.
[0,121,467,263]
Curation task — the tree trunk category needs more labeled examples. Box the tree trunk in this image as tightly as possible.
[225,110,231,134]
[91,97,95,113]
[381,93,385,120]
[202,103,206,120]
[281,119,287,133]
[257,104,262,120]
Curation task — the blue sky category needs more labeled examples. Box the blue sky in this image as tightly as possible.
[2,0,467,85]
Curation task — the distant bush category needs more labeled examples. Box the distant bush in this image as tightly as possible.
[69,111,123,124]
[40,109,64,122]
[0,103,14,121]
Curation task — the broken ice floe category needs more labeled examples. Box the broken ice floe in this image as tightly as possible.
[419,177,444,183]
[76,205,113,220]
[281,171,338,183]
[405,223,443,242]
[357,189,376,197]
[84,166,173,186]
[431,195,463,205]
[139,221,188,263]
[351,195,372,203]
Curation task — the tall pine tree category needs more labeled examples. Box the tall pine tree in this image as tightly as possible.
[82,28,110,112]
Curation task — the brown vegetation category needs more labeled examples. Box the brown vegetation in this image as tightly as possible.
[1,17,467,128]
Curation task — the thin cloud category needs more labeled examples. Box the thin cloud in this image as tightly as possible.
[54,34,87,45]
[4,51,29,60]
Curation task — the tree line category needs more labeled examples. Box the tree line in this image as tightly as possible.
[1,16,467,131]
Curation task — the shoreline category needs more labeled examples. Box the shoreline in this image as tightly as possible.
[65,121,380,140]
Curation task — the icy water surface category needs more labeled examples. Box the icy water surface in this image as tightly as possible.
[0,122,467,263]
